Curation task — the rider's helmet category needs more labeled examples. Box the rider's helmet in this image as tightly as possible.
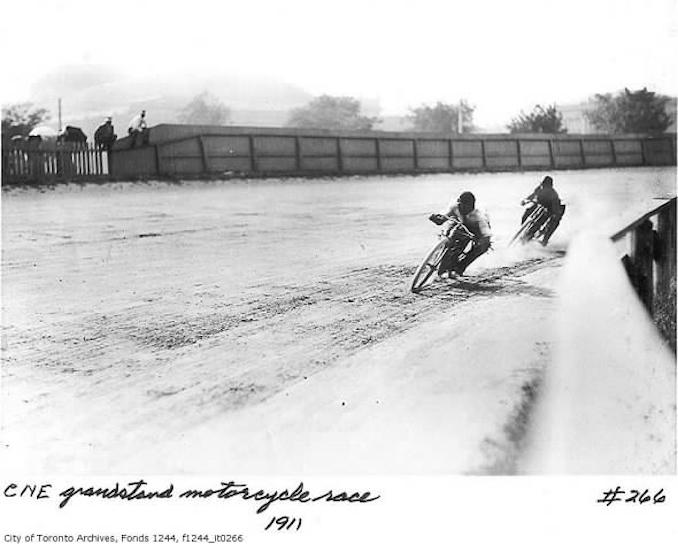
[541,175,553,188]
[457,191,476,215]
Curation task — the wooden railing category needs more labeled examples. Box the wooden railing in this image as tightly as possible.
[522,231,676,474]
[522,205,677,473]
[612,197,676,349]
[2,142,109,183]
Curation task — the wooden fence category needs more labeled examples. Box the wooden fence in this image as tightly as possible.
[4,125,676,183]
[2,142,109,183]
[107,124,677,179]
[612,197,677,349]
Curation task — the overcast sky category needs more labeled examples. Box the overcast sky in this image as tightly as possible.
[1,0,676,126]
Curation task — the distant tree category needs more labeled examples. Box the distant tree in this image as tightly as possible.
[409,100,475,133]
[585,87,672,134]
[507,104,566,134]
[287,95,378,130]
[178,91,231,125]
[1,102,51,140]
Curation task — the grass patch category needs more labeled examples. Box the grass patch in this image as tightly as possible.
[654,277,676,353]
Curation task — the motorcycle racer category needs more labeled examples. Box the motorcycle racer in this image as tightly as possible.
[520,175,566,245]
[429,191,491,278]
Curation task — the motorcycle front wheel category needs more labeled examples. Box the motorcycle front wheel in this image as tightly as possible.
[410,240,449,293]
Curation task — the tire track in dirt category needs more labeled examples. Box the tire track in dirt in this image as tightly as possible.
[3,253,564,439]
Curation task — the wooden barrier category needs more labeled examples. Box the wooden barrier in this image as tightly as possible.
[522,200,677,474]
[4,125,675,183]
[106,124,677,180]
[2,142,109,184]
[612,197,677,349]
[522,232,676,474]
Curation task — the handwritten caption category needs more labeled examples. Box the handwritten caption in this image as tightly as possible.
[2,480,380,532]
[596,486,666,506]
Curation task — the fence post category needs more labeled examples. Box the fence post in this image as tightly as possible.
[198,136,210,173]
[610,139,617,166]
[154,145,161,175]
[480,139,487,169]
[66,146,73,177]
[375,138,382,172]
[640,139,647,166]
[516,139,522,169]
[448,139,454,171]
[336,137,343,173]
[86,144,92,175]
[294,135,302,171]
[668,136,677,165]
[29,149,42,182]
[412,139,419,170]
[579,139,586,167]
[631,220,655,312]
[656,200,677,307]
[249,135,257,172]
[547,139,555,168]
[92,146,99,175]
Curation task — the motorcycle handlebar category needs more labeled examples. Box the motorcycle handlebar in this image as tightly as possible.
[444,219,475,240]
[428,213,475,240]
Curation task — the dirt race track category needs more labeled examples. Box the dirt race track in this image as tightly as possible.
[1,167,675,474]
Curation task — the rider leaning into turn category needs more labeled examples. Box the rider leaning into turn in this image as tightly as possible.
[430,191,492,278]
[521,175,565,245]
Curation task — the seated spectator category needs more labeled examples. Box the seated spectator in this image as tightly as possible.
[127,110,149,147]
[57,125,88,145]
[94,117,117,151]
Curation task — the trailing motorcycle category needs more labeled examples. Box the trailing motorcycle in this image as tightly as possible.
[509,202,555,246]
